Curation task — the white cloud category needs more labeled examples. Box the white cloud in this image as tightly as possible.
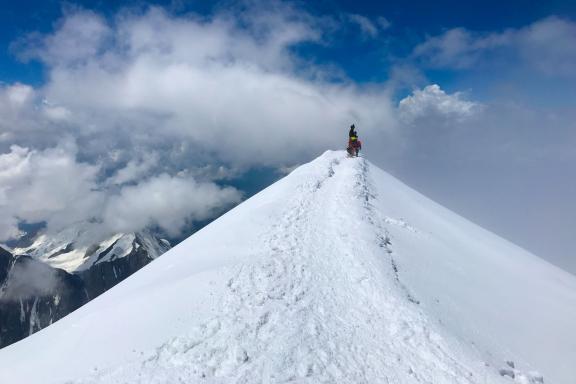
[42,101,72,121]
[0,142,242,242]
[0,257,60,301]
[0,4,400,241]
[518,17,576,76]
[0,83,73,151]
[6,6,396,167]
[6,83,35,106]
[108,155,159,186]
[398,84,480,125]
[102,173,242,236]
[1,4,574,274]
[413,17,576,77]
[414,28,489,69]
[347,14,379,38]
[0,144,103,241]
[15,8,111,66]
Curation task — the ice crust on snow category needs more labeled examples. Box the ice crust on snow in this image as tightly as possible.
[0,150,575,384]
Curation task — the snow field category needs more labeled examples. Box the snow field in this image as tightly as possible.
[71,152,505,383]
[1,150,574,384]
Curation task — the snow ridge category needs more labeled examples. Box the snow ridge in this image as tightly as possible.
[75,153,504,384]
[2,150,574,384]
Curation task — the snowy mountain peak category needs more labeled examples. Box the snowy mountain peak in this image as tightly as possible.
[2,225,171,349]
[12,226,169,273]
[0,150,575,384]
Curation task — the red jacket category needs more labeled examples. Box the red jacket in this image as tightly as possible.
[349,139,362,149]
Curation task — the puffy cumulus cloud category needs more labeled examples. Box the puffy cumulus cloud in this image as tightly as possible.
[0,143,241,242]
[7,5,395,167]
[413,16,576,77]
[376,84,486,167]
[394,87,573,162]
[49,64,391,166]
[0,3,398,242]
[398,84,481,126]
[102,174,242,236]
[0,143,103,241]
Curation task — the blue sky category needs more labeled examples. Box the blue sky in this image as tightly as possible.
[2,0,575,111]
[0,0,575,274]
[3,0,575,86]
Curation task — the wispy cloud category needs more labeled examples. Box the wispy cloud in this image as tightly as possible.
[0,256,60,301]
[413,16,576,77]
[347,14,379,38]
[344,14,391,39]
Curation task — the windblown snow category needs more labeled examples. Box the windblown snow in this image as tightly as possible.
[0,151,575,384]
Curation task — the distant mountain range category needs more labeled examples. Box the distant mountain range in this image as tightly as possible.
[0,227,170,348]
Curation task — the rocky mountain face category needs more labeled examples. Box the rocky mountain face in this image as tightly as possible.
[0,248,86,348]
[0,230,170,349]
[78,232,170,298]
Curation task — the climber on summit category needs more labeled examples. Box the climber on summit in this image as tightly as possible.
[347,124,362,157]
[349,124,357,138]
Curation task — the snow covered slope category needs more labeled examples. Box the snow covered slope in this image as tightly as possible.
[0,151,574,384]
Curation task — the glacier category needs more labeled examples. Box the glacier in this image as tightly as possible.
[0,150,574,384]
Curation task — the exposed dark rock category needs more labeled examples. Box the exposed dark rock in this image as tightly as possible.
[0,247,12,284]
[47,243,75,259]
[79,235,159,299]
[499,368,515,379]
[0,233,169,349]
[0,250,87,349]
